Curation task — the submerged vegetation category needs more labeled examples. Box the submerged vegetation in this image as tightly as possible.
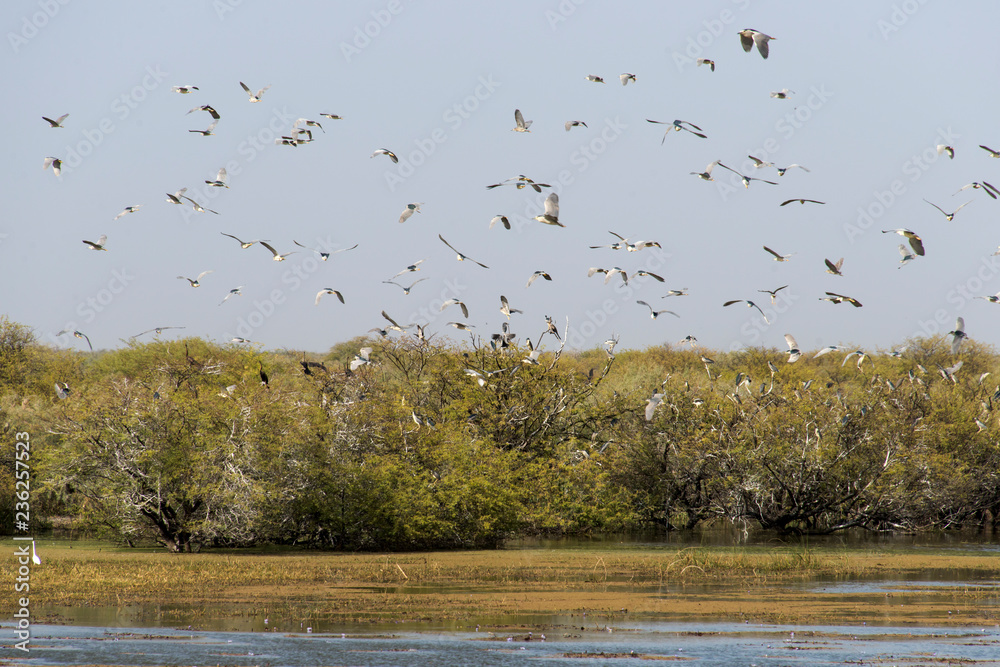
[1,315,999,551]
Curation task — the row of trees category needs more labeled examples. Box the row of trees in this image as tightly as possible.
[1,315,998,551]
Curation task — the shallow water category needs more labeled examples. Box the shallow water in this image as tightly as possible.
[8,621,1000,666]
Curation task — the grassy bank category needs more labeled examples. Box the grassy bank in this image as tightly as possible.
[12,542,1000,628]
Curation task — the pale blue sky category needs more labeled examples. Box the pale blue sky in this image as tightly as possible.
[5,1,1000,355]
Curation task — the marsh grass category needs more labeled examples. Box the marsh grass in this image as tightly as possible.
[14,542,1000,622]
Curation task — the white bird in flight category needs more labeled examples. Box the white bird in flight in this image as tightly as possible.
[240,81,271,102]
[882,229,925,256]
[763,245,794,262]
[690,160,721,181]
[399,202,423,223]
[56,329,93,351]
[696,58,715,71]
[42,113,69,128]
[533,192,562,227]
[382,278,427,295]
[924,198,972,221]
[219,287,243,305]
[260,242,296,261]
[205,168,229,188]
[389,260,425,280]
[221,233,267,249]
[171,85,199,94]
[370,148,398,163]
[114,205,142,220]
[315,288,345,305]
[440,299,470,319]
[619,72,637,85]
[646,118,707,142]
[177,270,213,287]
[526,271,552,287]
[512,108,532,132]
[738,29,775,58]
[188,119,218,136]
[636,300,679,320]
[82,235,109,251]
[723,299,769,323]
[43,156,62,176]
[439,234,489,268]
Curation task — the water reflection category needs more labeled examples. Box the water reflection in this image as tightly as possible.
[8,622,1000,667]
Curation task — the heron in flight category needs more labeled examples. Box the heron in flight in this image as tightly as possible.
[526,271,552,287]
[260,241,296,261]
[780,198,824,206]
[948,317,967,354]
[696,58,715,71]
[43,157,62,176]
[825,257,844,276]
[646,118,707,142]
[370,148,398,163]
[383,278,427,295]
[620,72,637,85]
[240,81,271,102]
[924,198,972,221]
[82,235,109,251]
[500,296,522,319]
[690,160,721,181]
[439,234,489,268]
[177,270,213,287]
[512,108,532,132]
[534,193,562,226]
[955,181,999,199]
[882,228,925,256]
[738,29,775,58]
[636,300,678,320]
[42,113,69,128]
[172,85,198,94]
[114,205,142,220]
[723,299,769,323]
[820,292,863,307]
[187,104,220,119]
[204,168,229,188]
[399,202,423,223]
[719,162,777,188]
[763,245,794,262]
[56,329,92,351]
[784,334,801,362]
[315,288,345,305]
[758,285,787,305]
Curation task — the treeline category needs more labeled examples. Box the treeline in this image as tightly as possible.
[1,315,998,552]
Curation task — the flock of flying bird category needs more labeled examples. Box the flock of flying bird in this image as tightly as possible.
[37,28,1000,428]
